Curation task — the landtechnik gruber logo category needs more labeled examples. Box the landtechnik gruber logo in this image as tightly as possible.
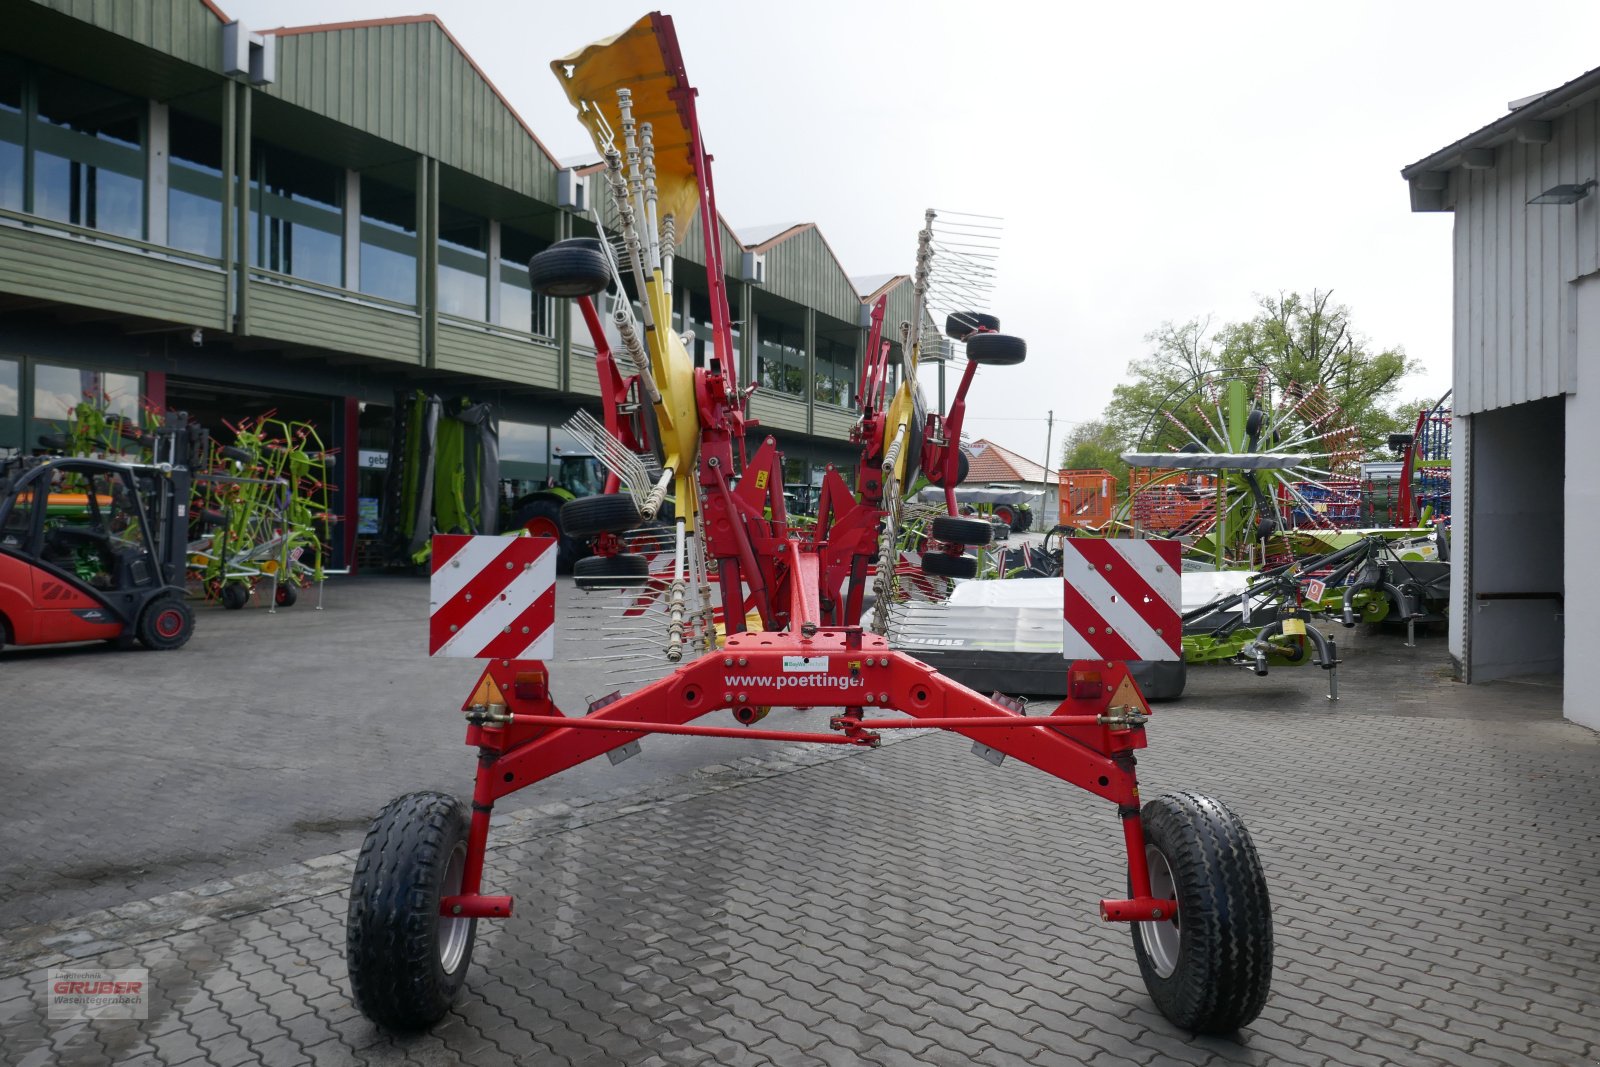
[47,968,149,1020]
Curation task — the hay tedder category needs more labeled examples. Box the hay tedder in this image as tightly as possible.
[346,12,1273,1038]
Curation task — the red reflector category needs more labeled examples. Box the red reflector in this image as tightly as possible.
[514,672,546,701]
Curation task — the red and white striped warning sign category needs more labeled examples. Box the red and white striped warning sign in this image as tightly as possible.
[429,534,556,659]
[1061,538,1181,662]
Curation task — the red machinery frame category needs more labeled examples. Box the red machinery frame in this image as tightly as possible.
[429,4,1174,981]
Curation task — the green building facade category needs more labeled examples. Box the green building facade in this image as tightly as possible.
[0,0,920,566]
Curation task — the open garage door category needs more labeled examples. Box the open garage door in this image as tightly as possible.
[1466,396,1564,683]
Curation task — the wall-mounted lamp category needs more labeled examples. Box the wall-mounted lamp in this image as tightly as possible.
[1528,179,1596,205]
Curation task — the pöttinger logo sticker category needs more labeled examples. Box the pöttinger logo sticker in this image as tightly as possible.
[47,967,149,1020]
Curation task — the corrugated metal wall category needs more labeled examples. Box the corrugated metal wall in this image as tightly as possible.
[759,227,858,324]
[265,22,559,204]
[1452,98,1600,415]
[28,0,222,70]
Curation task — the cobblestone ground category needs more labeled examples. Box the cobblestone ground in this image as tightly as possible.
[1,652,1596,1066]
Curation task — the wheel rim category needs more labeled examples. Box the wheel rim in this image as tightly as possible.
[156,609,183,638]
[523,516,560,541]
[1139,844,1181,979]
[438,842,470,974]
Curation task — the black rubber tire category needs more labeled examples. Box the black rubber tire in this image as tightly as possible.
[573,552,651,590]
[347,792,476,1031]
[925,447,971,488]
[930,514,994,546]
[945,311,1000,340]
[37,432,70,452]
[992,505,1016,528]
[1245,409,1267,439]
[528,238,611,298]
[561,494,642,539]
[1132,792,1273,1035]
[275,583,298,608]
[219,445,254,464]
[136,597,194,650]
[510,497,580,574]
[1010,504,1032,533]
[921,551,978,579]
[963,332,1027,366]
[220,582,250,611]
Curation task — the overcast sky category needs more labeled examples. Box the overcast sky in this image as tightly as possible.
[229,0,1600,464]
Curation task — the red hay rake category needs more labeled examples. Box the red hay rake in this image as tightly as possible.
[344,11,1273,1039]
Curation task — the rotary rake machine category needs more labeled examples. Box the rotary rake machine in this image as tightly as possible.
[345,11,1273,1039]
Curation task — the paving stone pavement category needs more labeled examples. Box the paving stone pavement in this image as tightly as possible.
[1,651,1597,1067]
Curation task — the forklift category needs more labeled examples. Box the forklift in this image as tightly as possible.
[0,420,196,653]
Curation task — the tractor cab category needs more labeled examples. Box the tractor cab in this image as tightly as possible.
[551,451,606,499]
[0,457,194,650]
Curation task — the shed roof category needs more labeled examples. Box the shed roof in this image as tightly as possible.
[1401,63,1600,211]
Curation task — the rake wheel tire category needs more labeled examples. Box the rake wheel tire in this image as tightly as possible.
[921,551,978,579]
[528,238,611,298]
[930,514,993,546]
[347,792,476,1031]
[963,332,1027,366]
[1132,792,1273,1035]
[136,597,193,651]
[275,583,298,608]
[945,311,1000,340]
[220,582,249,611]
[561,494,642,539]
[573,552,650,590]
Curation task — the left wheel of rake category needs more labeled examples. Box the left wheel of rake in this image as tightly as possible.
[1132,792,1273,1034]
[347,791,476,1031]
[528,237,611,298]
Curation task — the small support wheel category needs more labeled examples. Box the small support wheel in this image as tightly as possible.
[136,597,194,650]
[220,582,249,610]
[963,332,1027,366]
[274,582,298,608]
[573,552,651,590]
[920,551,978,579]
[930,514,993,546]
[561,493,643,538]
[347,792,477,1031]
[945,311,1000,340]
[1132,792,1273,1034]
[528,237,611,298]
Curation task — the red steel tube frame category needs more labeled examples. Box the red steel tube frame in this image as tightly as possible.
[444,636,1175,926]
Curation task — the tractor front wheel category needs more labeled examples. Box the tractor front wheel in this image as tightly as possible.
[1132,792,1273,1035]
[347,792,477,1031]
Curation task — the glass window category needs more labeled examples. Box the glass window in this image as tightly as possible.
[0,357,19,453]
[499,419,549,487]
[252,144,342,286]
[0,56,22,213]
[497,227,552,335]
[686,289,740,371]
[31,365,140,453]
[756,314,806,396]
[816,337,855,407]
[437,210,487,319]
[359,175,415,304]
[168,110,223,258]
[32,66,144,238]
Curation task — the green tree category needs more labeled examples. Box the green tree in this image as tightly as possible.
[1105,290,1418,463]
[1059,419,1128,481]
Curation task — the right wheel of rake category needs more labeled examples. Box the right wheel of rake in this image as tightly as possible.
[945,311,1000,340]
[1131,792,1273,1034]
[963,333,1026,366]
